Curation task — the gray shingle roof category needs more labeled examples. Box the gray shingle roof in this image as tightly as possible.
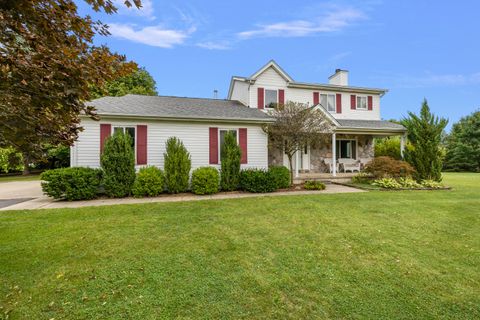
[337,119,406,131]
[89,94,274,122]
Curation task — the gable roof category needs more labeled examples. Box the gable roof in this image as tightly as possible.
[249,60,294,82]
[88,94,274,123]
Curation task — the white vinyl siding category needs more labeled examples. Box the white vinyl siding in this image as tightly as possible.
[71,118,268,170]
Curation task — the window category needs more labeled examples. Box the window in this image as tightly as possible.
[356,96,367,110]
[336,139,357,159]
[113,126,135,149]
[265,89,278,108]
[219,129,237,161]
[320,93,336,112]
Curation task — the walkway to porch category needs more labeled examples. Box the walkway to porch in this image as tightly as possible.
[293,172,357,184]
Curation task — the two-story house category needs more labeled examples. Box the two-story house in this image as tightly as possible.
[70,60,405,177]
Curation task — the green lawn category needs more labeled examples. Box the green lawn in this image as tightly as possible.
[1,173,479,319]
[0,174,40,183]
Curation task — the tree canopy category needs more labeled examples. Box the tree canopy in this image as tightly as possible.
[444,110,480,172]
[263,102,333,183]
[0,0,142,172]
[402,99,448,181]
[90,67,157,99]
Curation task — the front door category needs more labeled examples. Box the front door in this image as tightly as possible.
[284,145,310,172]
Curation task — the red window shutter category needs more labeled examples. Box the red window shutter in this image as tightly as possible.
[336,93,342,113]
[313,92,319,105]
[368,96,373,110]
[100,124,111,154]
[351,95,356,110]
[278,89,285,106]
[209,127,219,164]
[257,88,264,109]
[136,125,147,165]
[239,128,248,164]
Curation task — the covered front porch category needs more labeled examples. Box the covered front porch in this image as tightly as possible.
[268,119,407,180]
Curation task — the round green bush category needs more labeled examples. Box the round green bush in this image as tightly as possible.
[132,166,164,197]
[239,168,277,193]
[268,166,291,189]
[191,167,219,195]
[40,167,102,201]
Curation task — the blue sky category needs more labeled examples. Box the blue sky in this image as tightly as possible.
[78,0,480,129]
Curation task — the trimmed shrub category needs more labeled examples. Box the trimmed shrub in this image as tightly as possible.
[365,156,415,179]
[40,167,102,200]
[220,131,241,191]
[164,137,191,193]
[191,167,219,195]
[269,166,291,189]
[101,131,136,198]
[239,169,277,193]
[304,180,326,190]
[132,166,164,197]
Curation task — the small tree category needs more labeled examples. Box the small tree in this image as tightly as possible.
[402,99,448,181]
[444,110,480,172]
[220,131,241,191]
[164,137,191,193]
[263,101,333,184]
[100,131,136,197]
[374,137,402,160]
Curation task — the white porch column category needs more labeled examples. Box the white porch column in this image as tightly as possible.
[400,134,406,159]
[332,133,337,177]
[295,149,299,178]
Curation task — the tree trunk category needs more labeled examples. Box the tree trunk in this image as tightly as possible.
[288,154,294,186]
[22,153,30,175]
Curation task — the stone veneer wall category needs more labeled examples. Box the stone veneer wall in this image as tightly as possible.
[267,135,375,173]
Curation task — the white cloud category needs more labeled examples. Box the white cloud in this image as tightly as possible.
[196,41,231,50]
[237,7,365,39]
[108,23,195,48]
[113,0,155,20]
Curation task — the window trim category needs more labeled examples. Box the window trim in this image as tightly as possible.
[264,88,279,109]
[112,125,137,161]
[218,128,239,163]
[335,138,358,160]
[320,93,337,113]
[356,95,368,110]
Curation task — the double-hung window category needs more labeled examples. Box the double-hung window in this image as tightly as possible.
[219,129,237,161]
[264,89,278,109]
[113,126,136,149]
[320,94,336,112]
[336,140,357,159]
[356,96,367,110]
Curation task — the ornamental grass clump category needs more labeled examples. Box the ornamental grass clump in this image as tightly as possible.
[101,131,136,197]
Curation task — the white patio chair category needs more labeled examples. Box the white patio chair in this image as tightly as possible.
[338,158,361,173]
[323,158,339,173]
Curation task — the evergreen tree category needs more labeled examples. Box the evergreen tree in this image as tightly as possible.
[220,131,241,191]
[444,110,480,172]
[101,131,136,197]
[402,99,448,181]
[164,137,191,193]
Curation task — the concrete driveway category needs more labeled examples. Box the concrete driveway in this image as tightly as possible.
[0,180,44,209]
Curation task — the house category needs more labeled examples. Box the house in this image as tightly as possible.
[70,60,406,177]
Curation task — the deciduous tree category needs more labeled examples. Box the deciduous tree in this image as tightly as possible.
[90,67,157,98]
[0,0,141,173]
[263,102,333,184]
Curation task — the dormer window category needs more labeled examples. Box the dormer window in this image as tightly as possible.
[356,96,367,110]
[265,89,278,108]
[320,94,336,112]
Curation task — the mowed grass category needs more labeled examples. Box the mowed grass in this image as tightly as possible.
[0,173,479,319]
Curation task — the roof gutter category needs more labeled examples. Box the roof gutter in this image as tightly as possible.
[83,113,276,124]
